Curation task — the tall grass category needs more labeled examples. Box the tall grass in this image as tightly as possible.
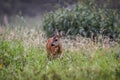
[0,26,119,80]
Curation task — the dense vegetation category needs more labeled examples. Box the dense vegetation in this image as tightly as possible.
[0,24,120,80]
[43,3,120,41]
[0,1,120,80]
[0,37,120,80]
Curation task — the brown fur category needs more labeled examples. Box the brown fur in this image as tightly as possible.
[46,30,63,60]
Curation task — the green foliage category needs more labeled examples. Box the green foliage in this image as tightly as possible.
[43,3,120,39]
[0,40,25,68]
[0,39,119,80]
[0,16,120,79]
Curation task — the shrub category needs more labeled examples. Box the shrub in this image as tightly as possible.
[43,3,120,40]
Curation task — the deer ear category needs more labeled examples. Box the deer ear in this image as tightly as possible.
[59,31,64,37]
[54,29,59,36]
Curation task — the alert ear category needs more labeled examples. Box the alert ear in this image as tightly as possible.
[59,31,63,37]
[54,29,63,38]
[54,29,59,36]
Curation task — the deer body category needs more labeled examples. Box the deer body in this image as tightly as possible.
[46,29,63,59]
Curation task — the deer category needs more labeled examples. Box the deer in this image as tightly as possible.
[46,29,63,60]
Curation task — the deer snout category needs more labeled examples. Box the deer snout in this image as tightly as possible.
[51,41,59,46]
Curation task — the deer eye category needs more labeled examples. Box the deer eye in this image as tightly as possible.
[55,39,58,41]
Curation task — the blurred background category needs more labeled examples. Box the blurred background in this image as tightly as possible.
[0,0,120,26]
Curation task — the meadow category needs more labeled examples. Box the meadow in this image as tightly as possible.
[0,17,120,80]
[0,1,120,79]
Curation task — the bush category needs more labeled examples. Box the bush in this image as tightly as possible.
[43,3,120,40]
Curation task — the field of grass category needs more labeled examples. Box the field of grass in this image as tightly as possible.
[0,16,120,80]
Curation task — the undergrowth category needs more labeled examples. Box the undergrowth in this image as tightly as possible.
[0,27,119,80]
